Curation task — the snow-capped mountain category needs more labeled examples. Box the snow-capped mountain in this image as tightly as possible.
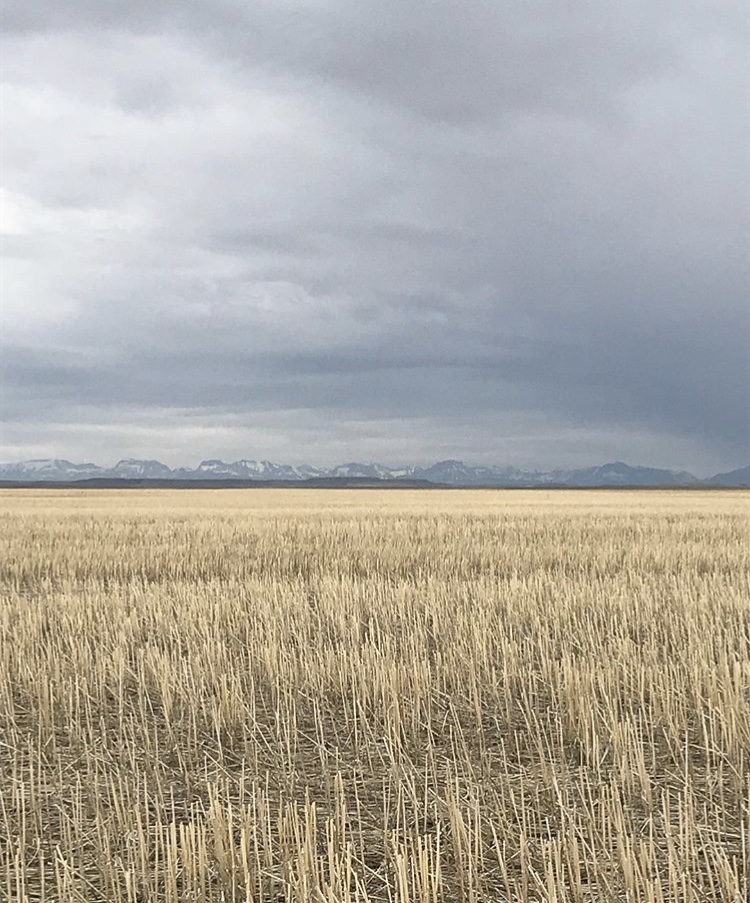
[417,460,526,485]
[111,459,174,478]
[0,457,741,486]
[328,462,414,480]
[556,462,698,487]
[183,459,325,481]
[0,459,104,481]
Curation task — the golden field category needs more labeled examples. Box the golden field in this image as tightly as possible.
[1,488,748,902]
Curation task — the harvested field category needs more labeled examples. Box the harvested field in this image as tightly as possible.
[1,488,748,902]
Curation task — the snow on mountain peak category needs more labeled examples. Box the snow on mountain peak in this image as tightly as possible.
[0,456,732,485]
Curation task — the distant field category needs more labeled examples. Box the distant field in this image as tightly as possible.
[1,489,748,902]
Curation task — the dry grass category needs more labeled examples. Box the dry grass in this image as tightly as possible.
[1,488,748,902]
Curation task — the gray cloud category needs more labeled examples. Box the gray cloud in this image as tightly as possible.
[1,0,748,474]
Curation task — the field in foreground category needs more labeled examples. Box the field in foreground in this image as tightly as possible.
[1,488,748,902]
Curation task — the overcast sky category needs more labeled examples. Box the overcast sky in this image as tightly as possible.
[1,1,748,474]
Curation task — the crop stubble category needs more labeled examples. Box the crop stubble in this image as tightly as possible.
[1,488,748,901]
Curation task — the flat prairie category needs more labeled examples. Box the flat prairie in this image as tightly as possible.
[1,488,748,902]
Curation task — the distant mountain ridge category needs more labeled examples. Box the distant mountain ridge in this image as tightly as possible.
[708,465,750,486]
[1,457,747,486]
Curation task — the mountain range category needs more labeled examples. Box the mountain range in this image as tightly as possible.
[1,458,748,486]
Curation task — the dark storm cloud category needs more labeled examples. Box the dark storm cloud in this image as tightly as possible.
[1,0,747,472]
[1,2,729,120]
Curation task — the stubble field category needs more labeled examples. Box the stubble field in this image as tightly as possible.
[1,488,748,902]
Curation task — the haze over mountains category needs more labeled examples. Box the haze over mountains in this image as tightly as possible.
[1,458,748,487]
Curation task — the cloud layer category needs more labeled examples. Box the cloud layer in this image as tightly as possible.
[2,1,748,473]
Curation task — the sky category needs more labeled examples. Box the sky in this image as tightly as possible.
[1,1,748,476]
